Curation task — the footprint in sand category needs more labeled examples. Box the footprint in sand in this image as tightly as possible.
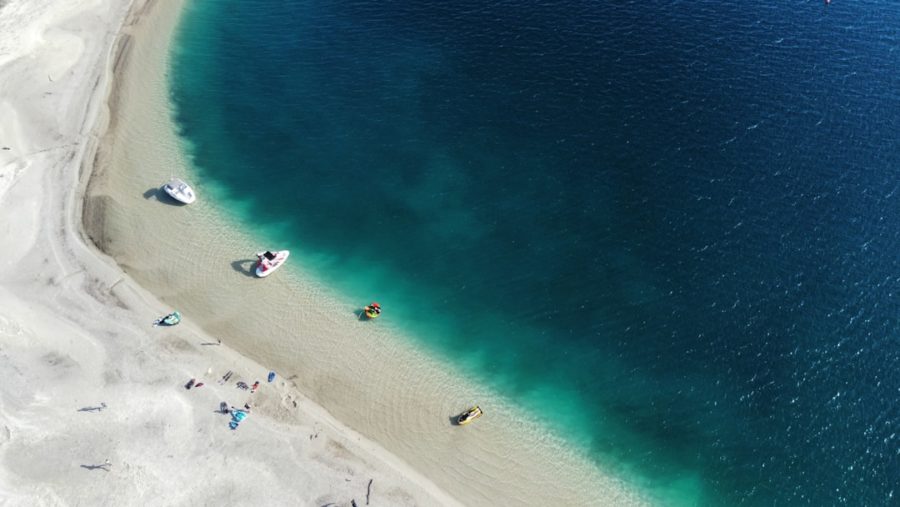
[0,316,24,337]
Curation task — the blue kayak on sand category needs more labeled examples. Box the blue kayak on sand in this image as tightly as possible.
[153,311,181,327]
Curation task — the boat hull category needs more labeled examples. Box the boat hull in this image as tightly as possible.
[457,406,483,425]
[162,178,196,204]
[161,311,181,326]
[255,250,290,277]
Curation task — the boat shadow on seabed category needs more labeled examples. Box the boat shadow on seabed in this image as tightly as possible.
[231,259,258,278]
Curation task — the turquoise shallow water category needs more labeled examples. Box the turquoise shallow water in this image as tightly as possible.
[170,0,900,504]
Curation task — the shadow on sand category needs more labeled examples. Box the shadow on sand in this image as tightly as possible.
[231,259,257,278]
[80,464,110,472]
[77,402,107,413]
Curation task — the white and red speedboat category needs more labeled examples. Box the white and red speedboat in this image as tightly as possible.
[255,250,290,277]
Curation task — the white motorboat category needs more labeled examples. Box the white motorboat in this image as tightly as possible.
[162,178,196,204]
[255,250,290,277]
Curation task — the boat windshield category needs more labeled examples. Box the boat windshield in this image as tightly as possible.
[264,251,276,260]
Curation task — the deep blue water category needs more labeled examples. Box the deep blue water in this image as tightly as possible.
[170,0,900,504]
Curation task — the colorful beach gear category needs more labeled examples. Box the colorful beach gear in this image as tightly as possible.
[229,409,248,430]
[457,405,483,426]
[363,302,382,319]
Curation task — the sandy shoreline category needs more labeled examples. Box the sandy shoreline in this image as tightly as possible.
[0,1,457,505]
[2,0,656,504]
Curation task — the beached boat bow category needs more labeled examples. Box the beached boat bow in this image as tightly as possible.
[162,178,196,204]
[255,250,290,277]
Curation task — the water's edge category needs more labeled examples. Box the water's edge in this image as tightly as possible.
[80,1,681,505]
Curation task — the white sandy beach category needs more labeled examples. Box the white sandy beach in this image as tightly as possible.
[1,0,655,505]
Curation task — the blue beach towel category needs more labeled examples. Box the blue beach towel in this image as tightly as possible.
[229,409,248,430]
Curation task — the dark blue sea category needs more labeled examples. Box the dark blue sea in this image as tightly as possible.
[170,0,900,504]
